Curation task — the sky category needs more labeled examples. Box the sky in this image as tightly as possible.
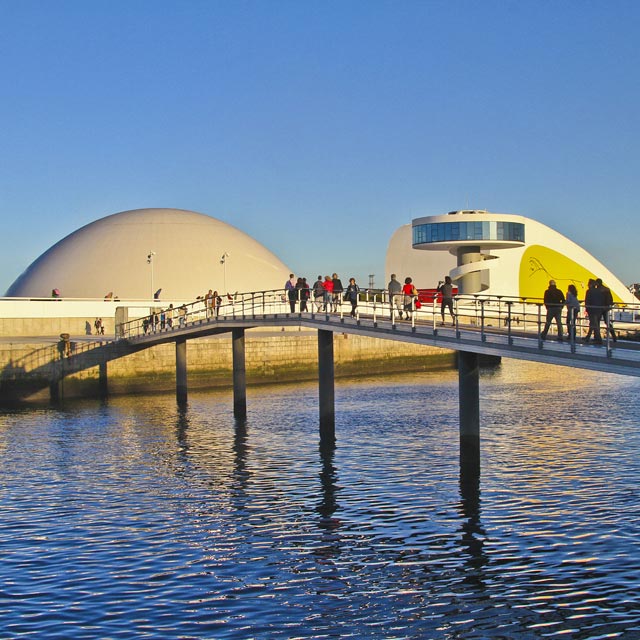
[1,0,639,294]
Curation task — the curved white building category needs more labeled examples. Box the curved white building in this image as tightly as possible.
[388,209,635,304]
[6,208,292,300]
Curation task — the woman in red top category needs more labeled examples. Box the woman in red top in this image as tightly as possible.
[322,275,333,312]
[402,277,417,319]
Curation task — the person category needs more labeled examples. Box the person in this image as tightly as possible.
[437,276,455,325]
[167,304,174,328]
[285,274,297,313]
[583,278,603,344]
[299,277,310,312]
[596,278,617,342]
[565,284,580,341]
[345,278,360,317]
[52,288,61,299]
[331,273,344,312]
[322,275,334,312]
[540,279,565,341]
[213,291,222,317]
[388,274,403,319]
[94,318,105,335]
[179,304,187,328]
[58,333,71,357]
[205,289,214,317]
[313,276,325,312]
[402,277,418,319]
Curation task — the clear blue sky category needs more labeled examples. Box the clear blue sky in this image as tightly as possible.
[1,0,639,294]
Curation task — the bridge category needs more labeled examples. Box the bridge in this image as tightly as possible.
[2,289,640,473]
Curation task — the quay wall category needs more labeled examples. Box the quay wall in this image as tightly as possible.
[0,324,456,401]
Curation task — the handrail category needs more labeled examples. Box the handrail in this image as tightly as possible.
[116,287,640,347]
[4,288,640,382]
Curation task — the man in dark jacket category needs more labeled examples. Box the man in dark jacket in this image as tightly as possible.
[540,280,566,341]
[596,278,617,342]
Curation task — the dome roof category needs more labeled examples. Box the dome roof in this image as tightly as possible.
[7,208,291,299]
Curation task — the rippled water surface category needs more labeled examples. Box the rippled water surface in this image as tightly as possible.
[1,360,639,639]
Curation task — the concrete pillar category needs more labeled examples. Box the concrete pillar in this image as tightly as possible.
[318,329,335,443]
[49,379,61,403]
[458,350,480,478]
[457,246,483,294]
[176,339,187,405]
[98,361,108,398]
[232,328,247,419]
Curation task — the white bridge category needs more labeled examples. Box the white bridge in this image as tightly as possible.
[2,289,639,468]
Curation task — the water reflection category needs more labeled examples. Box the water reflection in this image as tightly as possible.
[1,361,639,639]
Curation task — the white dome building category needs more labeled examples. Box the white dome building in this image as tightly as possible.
[7,208,292,300]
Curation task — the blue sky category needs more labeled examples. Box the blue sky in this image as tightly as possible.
[1,0,639,294]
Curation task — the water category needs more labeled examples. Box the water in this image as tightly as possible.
[1,360,639,639]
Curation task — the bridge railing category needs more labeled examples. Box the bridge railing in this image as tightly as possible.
[116,288,640,350]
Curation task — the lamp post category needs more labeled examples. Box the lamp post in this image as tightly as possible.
[220,252,229,293]
[147,251,156,300]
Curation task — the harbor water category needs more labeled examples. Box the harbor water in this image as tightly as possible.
[1,360,639,639]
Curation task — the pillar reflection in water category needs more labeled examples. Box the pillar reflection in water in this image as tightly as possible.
[315,441,342,562]
[458,454,488,587]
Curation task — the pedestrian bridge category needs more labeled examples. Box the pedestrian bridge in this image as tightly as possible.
[3,289,640,473]
[118,290,640,376]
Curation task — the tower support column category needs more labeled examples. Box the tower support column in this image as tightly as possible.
[456,246,483,294]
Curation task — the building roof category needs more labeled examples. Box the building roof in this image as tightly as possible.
[6,208,291,300]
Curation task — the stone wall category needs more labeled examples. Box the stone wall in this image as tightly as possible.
[0,328,455,401]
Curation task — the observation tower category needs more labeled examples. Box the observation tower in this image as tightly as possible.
[412,210,526,294]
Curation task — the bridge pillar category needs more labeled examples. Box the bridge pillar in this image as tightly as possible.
[176,339,187,405]
[318,329,335,443]
[49,379,61,403]
[98,361,108,398]
[458,350,480,477]
[232,328,247,419]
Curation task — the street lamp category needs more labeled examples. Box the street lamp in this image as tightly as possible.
[220,252,229,292]
[147,251,156,300]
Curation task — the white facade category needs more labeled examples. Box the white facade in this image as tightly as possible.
[387,210,635,304]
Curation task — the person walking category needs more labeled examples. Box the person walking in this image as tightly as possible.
[540,280,565,341]
[583,279,603,344]
[322,275,334,312]
[402,277,418,320]
[437,276,455,325]
[345,277,360,317]
[388,273,403,319]
[312,276,325,312]
[596,278,617,342]
[331,273,344,312]
[297,277,310,312]
[285,274,297,313]
[565,283,580,342]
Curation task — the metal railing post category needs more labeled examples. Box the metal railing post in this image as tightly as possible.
[537,304,543,349]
